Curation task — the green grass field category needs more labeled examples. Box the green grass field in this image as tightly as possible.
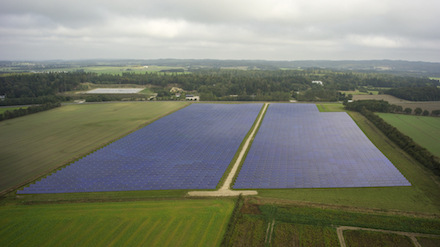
[0,101,189,192]
[0,199,234,247]
[0,106,29,114]
[376,113,440,158]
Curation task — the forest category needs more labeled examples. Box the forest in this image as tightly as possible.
[0,69,438,105]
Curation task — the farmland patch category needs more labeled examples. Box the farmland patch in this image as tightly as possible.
[0,199,234,247]
[376,113,440,158]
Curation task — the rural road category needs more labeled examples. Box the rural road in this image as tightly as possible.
[187,103,268,197]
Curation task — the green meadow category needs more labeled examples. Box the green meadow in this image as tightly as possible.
[0,106,29,114]
[0,101,189,192]
[376,113,440,158]
[0,199,234,247]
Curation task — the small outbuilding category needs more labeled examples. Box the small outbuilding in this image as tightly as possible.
[185,95,200,101]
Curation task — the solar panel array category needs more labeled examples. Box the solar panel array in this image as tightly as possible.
[18,103,263,194]
[233,103,411,189]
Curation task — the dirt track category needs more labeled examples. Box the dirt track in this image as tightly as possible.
[187,103,268,197]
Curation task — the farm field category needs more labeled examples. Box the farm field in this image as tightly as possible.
[376,113,440,158]
[0,199,234,247]
[2,65,187,75]
[226,198,440,247]
[0,101,188,192]
[352,94,440,112]
[344,230,413,247]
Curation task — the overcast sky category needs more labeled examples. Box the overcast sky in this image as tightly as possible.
[1,0,440,62]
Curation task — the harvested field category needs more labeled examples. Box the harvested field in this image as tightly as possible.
[272,223,339,247]
[353,94,440,112]
[344,230,413,247]
[0,199,234,247]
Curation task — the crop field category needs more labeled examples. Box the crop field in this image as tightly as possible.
[2,65,187,75]
[344,230,413,247]
[228,198,440,247]
[352,94,440,112]
[0,199,234,247]
[376,113,440,158]
[272,223,339,247]
[0,101,188,192]
[234,103,410,189]
[18,103,263,193]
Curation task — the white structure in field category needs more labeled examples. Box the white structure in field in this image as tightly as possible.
[185,95,200,101]
[143,66,149,68]
[86,88,143,94]
[312,81,323,85]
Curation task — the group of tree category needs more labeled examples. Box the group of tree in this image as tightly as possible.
[0,95,71,106]
[345,100,440,176]
[0,102,61,121]
[344,100,440,116]
[386,86,440,101]
[1,69,438,104]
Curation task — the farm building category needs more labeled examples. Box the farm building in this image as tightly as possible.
[0,95,5,101]
[186,95,200,101]
[312,81,323,85]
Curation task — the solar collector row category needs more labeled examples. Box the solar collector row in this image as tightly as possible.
[233,103,411,189]
[18,103,263,194]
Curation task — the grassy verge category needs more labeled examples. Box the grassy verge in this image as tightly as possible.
[0,199,234,247]
[256,110,440,213]
[0,107,29,114]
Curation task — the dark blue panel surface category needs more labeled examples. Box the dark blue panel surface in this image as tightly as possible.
[18,103,263,194]
[233,103,411,189]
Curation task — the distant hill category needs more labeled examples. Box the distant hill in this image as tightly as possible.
[1,59,440,77]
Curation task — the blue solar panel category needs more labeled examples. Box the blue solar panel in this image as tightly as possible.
[18,103,263,194]
[233,103,411,189]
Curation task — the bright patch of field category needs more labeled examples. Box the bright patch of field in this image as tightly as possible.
[256,110,440,213]
[0,101,188,192]
[85,88,144,94]
[352,94,440,112]
[339,90,379,95]
[0,106,29,114]
[316,103,345,112]
[0,199,234,247]
[344,230,413,247]
[376,113,440,158]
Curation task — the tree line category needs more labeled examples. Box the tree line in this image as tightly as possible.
[1,70,438,104]
[344,100,440,116]
[0,102,61,121]
[345,100,440,176]
[386,86,440,101]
